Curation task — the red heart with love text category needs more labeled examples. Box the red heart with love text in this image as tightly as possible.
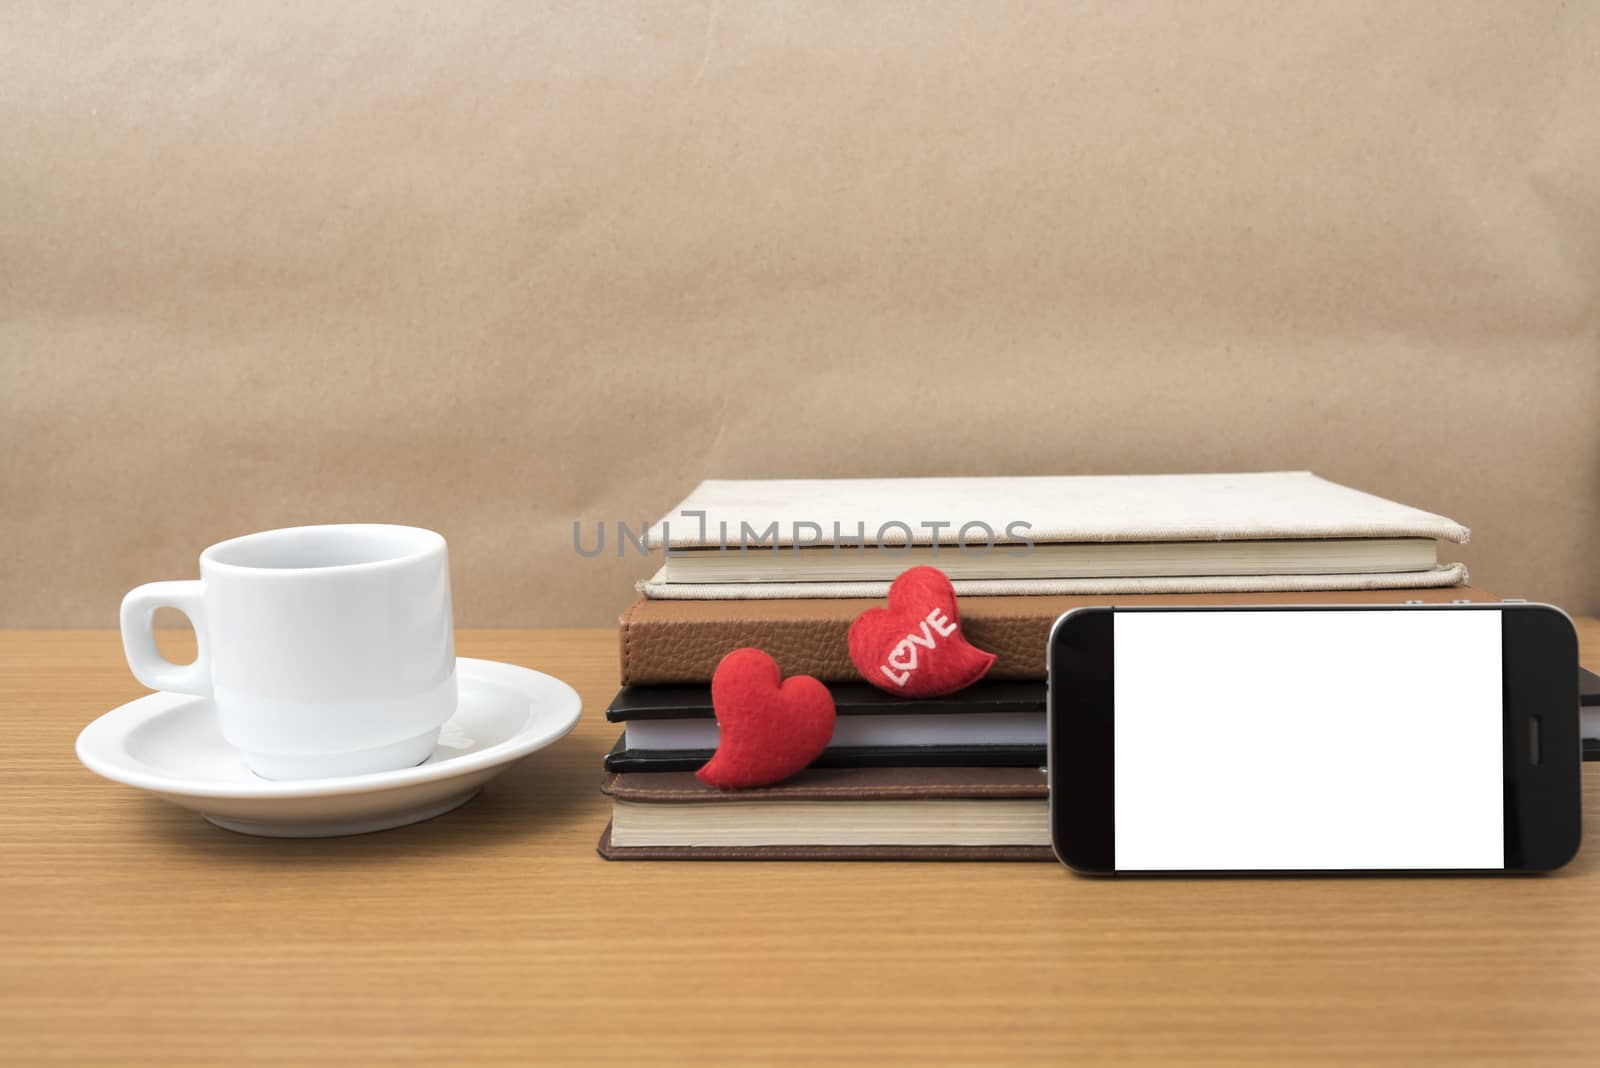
[696,648,837,789]
[847,566,996,698]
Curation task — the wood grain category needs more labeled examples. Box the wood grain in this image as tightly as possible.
[2,623,1598,1067]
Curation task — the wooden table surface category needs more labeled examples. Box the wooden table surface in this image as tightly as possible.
[3,623,1598,1067]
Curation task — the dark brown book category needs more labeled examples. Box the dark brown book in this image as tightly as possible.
[618,586,1494,685]
[597,764,1053,861]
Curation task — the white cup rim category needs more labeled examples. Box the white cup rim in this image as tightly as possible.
[199,524,445,577]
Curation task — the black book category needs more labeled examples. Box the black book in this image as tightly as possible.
[1581,666,1598,762]
[604,669,1600,771]
[603,680,1045,773]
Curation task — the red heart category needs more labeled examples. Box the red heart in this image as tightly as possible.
[696,648,836,789]
[848,566,996,698]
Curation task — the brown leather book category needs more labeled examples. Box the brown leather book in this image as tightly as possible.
[618,586,1495,685]
[597,765,1053,861]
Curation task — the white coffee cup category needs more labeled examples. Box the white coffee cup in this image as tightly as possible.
[120,524,457,780]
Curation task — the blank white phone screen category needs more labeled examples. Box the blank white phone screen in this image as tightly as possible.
[1113,610,1504,871]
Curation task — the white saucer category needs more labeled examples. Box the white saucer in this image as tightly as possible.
[75,657,582,837]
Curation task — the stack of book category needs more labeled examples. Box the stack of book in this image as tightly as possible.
[597,471,1481,860]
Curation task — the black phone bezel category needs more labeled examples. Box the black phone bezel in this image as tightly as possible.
[1046,602,1582,875]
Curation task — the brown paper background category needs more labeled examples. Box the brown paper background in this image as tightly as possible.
[3,1,1598,627]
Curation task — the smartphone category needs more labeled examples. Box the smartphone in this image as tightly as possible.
[1047,602,1581,875]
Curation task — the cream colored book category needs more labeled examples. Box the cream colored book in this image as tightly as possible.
[657,537,1438,584]
[601,767,1050,853]
[639,472,1469,598]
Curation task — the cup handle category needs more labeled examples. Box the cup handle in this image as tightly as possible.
[120,580,212,697]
